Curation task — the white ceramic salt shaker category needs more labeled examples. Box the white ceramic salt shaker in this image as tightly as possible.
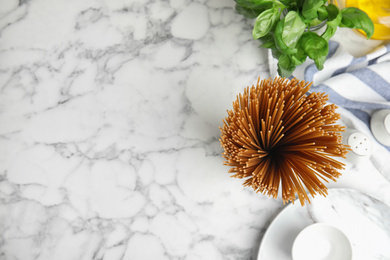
[342,129,373,164]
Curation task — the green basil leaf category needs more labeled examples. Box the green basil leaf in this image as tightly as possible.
[295,0,304,9]
[282,11,306,49]
[271,48,282,60]
[321,25,337,41]
[279,0,293,4]
[291,47,307,65]
[235,0,274,9]
[235,4,265,19]
[298,12,314,24]
[309,18,323,27]
[315,55,327,71]
[259,33,276,49]
[260,39,276,49]
[317,6,328,21]
[326,4,342,27]
[252,7,280,39]
[302,0,324,20]
[300,32,329,70]
[260,33,275,42]
[275,19,298,55]
[340,7,374,39]
[277,54,296,77]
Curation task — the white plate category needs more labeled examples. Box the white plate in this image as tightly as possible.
[257,189,390,260]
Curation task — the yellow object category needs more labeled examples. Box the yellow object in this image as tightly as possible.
[346,0,390,40]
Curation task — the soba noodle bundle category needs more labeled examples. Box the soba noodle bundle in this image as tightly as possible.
[219,77,349,205]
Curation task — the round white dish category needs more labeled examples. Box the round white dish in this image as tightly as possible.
[257,189,390,260]
[292,223,352,260]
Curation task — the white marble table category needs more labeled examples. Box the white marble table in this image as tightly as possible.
[1,1,390,260]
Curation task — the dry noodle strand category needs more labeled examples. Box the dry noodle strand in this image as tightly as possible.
[219,77,350,206]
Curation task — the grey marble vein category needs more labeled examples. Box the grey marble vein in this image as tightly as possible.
[0,0,389,260]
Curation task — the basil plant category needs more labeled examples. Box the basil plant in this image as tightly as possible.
[235,0,374,77]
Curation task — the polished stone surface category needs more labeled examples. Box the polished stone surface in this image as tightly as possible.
[1,1,390,259]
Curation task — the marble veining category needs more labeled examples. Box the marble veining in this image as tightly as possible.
[0,0,390,260]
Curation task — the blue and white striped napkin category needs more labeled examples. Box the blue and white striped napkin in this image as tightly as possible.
[268,41,390,181]
[294,41,390,127]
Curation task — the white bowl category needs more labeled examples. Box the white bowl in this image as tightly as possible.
[371,109,390,146]
[292,223,352,260]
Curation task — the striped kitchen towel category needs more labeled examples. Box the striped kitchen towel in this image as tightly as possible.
[268,41,390,181]
[294,41,390,122]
